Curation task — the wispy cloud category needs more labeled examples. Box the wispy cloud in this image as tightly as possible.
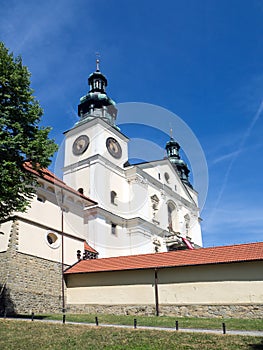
[213,99,263,207]
[212,150,241,164]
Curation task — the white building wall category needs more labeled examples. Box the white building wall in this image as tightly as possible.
[66,261,263,306]
[0,221,13,252]
[18,220,83,266]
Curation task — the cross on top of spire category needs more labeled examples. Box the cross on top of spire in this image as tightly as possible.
[95,52,100,71]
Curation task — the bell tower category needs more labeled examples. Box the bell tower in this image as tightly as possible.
[63,60,129,198]
[165,130,192,188]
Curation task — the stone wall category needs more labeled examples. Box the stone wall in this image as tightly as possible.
[2,251,65,314]
[66,303,263,319]
[0,220,66,315]
[0,249,66,315]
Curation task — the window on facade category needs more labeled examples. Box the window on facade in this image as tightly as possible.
[37,195,45,203]
[78,188,84,195]
[111,223,117,235]
[110,191,117,205]
[46,232,60,249]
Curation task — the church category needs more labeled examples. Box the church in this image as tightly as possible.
[0,62,262,318]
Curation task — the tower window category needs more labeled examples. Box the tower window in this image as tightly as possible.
[110,191,117,205]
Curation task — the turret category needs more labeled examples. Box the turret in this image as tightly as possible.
[77,59,118,127]
[165,131,192,188]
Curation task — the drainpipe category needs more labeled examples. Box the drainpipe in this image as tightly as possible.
[154,268,159,316]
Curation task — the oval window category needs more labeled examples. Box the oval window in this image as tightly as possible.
[46,232,60,249]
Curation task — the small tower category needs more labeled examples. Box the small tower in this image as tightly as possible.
[165,131,192,188]
[77,59,118,127]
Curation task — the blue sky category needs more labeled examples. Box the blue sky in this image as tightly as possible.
[1,0,263,247]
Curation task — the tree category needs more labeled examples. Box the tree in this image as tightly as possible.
[0,42,58,221]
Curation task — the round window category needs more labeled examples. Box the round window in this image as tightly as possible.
[46,232,60,249]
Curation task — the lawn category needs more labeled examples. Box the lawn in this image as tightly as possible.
[0,319,262,350]
[21,313,263,331]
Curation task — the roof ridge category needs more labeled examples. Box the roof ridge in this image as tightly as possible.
[64,241,263,275]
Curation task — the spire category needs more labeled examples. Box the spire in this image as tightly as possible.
[165,133,192,188]
[88,58,107,93]
[77,59,118,127]
[96,58,100,72]
[95,52,100,71]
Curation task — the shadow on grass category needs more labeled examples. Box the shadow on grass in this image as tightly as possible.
[249,340,263,350]
[7,314,50,320]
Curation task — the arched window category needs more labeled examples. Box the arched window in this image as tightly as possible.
[110,191,117,205]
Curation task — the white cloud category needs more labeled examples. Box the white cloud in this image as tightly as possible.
[212,150,241,164]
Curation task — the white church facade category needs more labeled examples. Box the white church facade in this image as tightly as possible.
[1,62,262,318]
[62,60,202,258]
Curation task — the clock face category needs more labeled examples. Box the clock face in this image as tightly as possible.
[72,135,89,155]
[106,137,122,159]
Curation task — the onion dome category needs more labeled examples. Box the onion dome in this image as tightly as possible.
[77,59,117,127]
[165,133,192,188]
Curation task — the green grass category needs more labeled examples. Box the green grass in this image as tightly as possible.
[24,313,263,331]
[0,319,262,350]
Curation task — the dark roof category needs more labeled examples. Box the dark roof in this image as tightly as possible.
[64,241,263,274]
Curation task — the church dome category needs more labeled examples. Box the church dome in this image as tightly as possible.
[165,134,192,188]
[77,59,117,126]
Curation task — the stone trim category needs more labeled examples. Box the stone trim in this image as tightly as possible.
[66,304,263,319]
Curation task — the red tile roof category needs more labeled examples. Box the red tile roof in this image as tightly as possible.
[84,241,98,254]
[24,162,97,205]
[64,242,263,274]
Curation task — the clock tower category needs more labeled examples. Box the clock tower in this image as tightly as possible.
[62,61,203,258]
[63,60,129,205]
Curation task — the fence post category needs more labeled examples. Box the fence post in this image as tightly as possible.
[134,318,137,329]
[175,320,179,331]
[95,316,99,326]
[31,312,34,321]
[222,322,226,334]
